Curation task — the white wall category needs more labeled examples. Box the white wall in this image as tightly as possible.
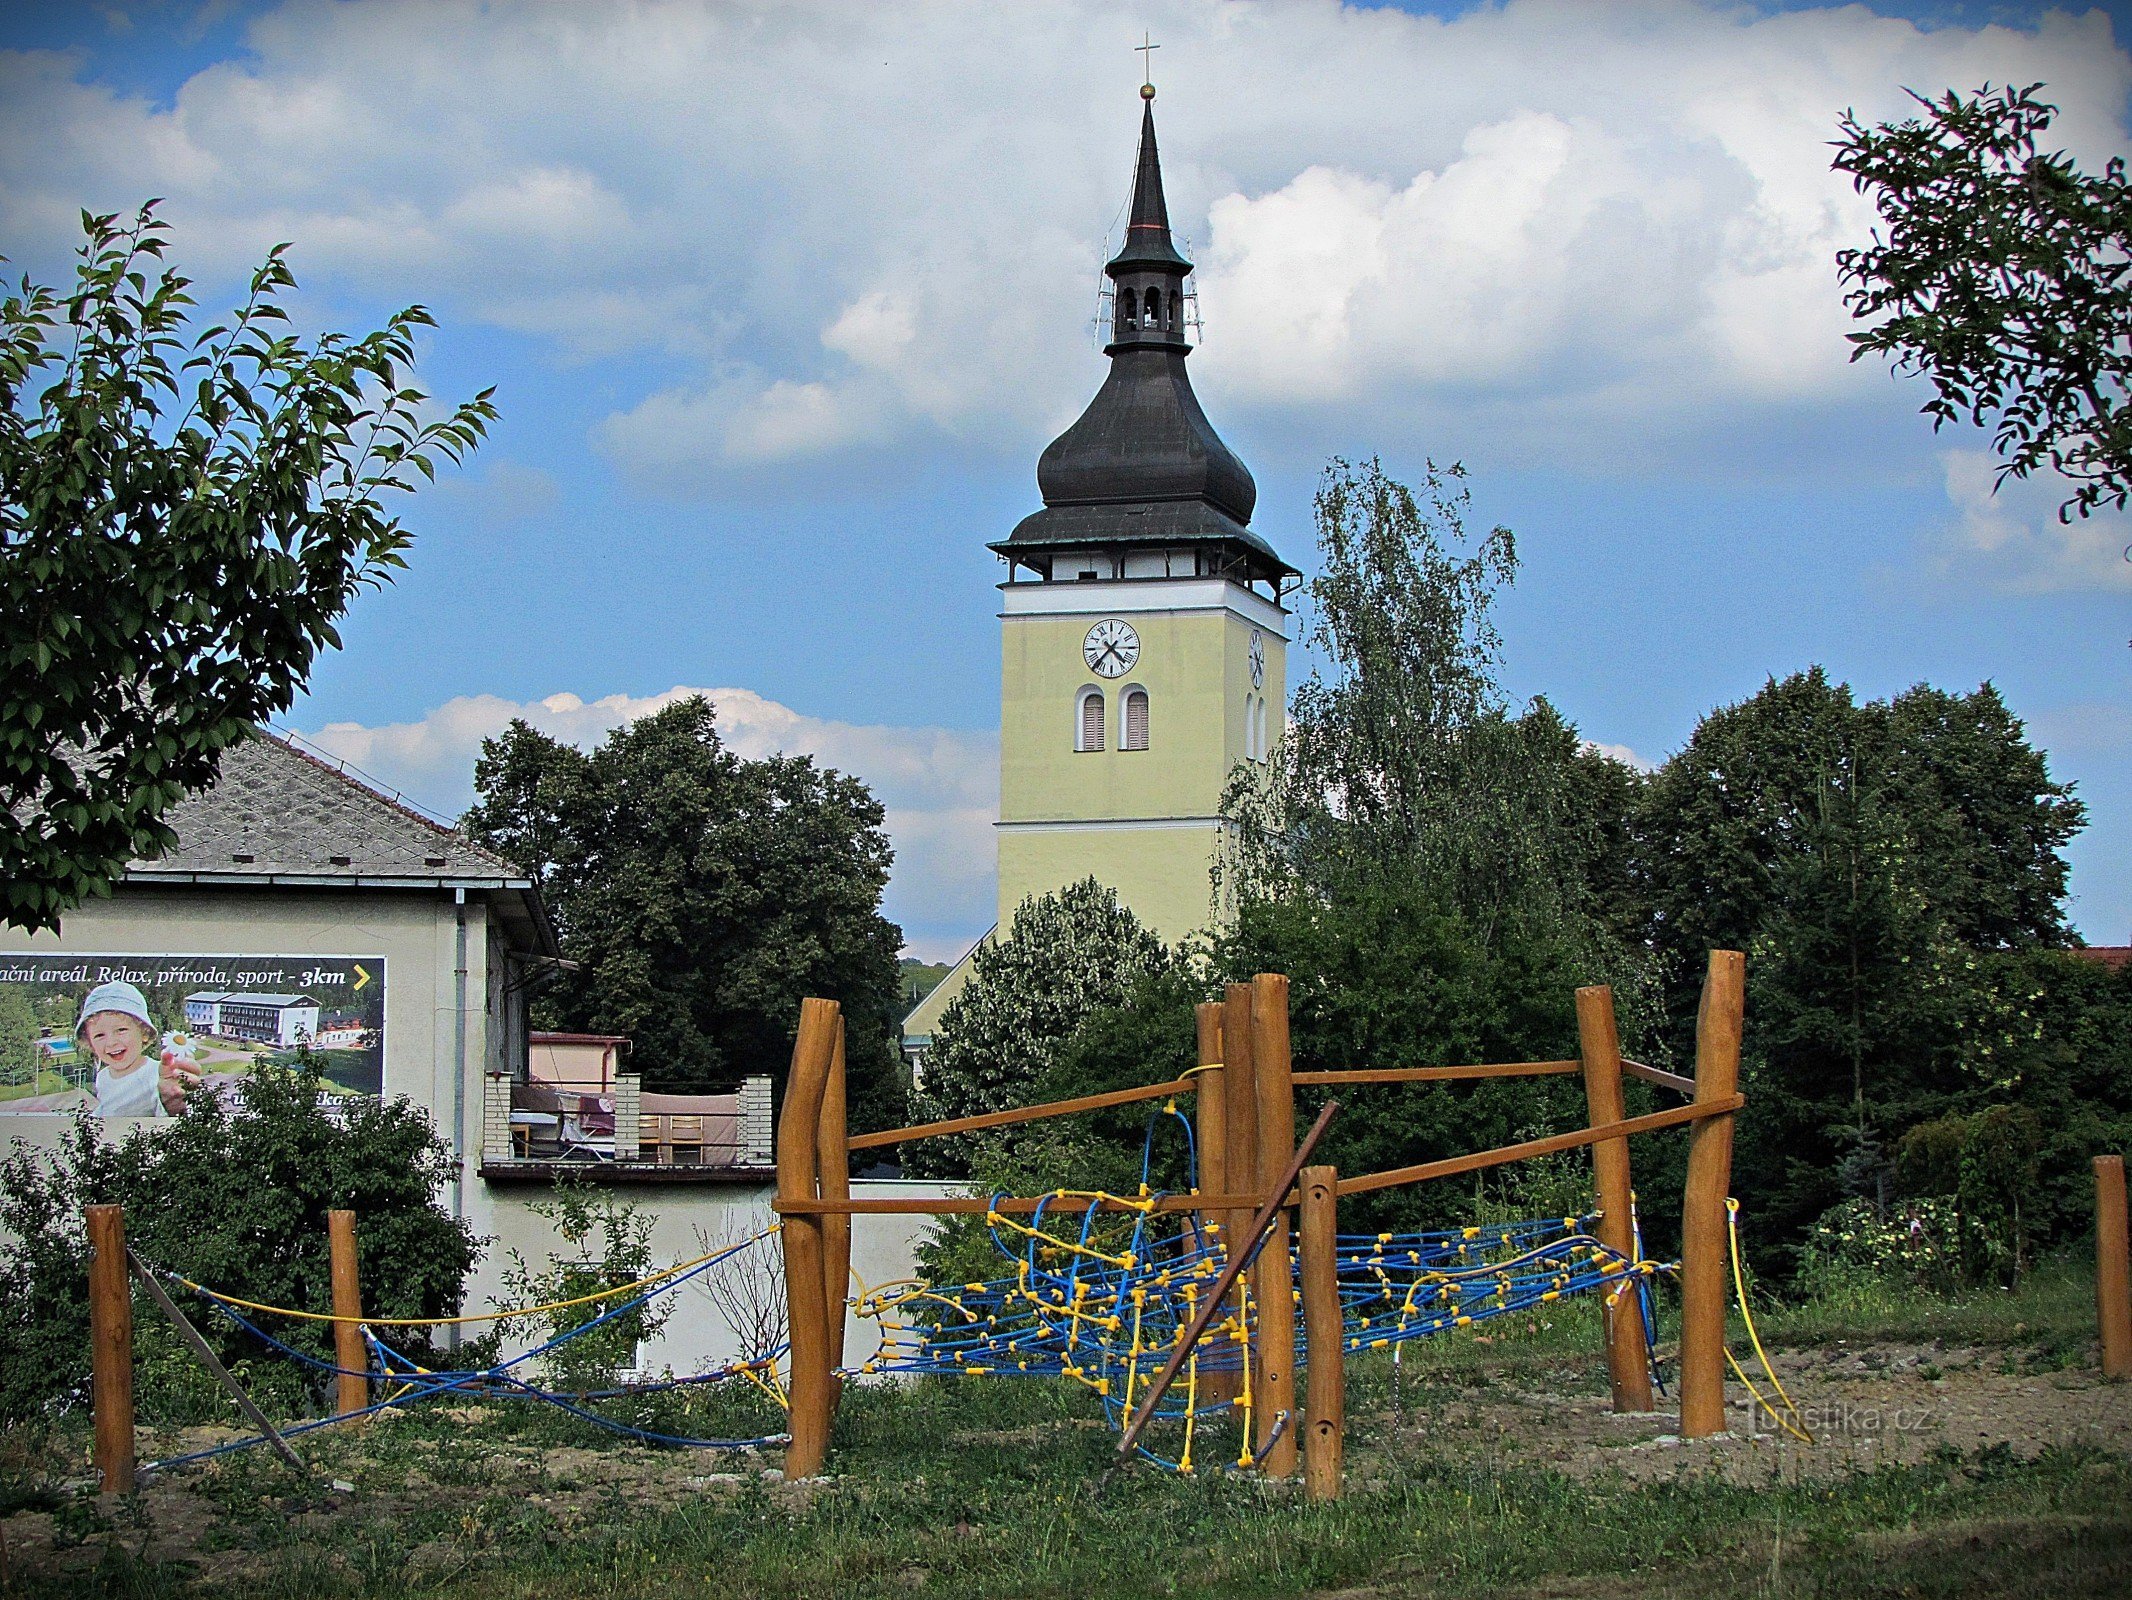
[473,1177,962,1376]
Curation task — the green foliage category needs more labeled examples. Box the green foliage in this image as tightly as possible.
[1894,1105,2045,1286]
[899,958,952,1011]
[905,879,1172,1177]
[498,1176,671,1392]
[1213,880,1614,1235]
[1797,1195,1963,1299]
[0,981,37,1089]
[461,696,906,1131]
[1219,458,1643,985]
[1636,668,2092,1273]
[0,1060,479,1423]
[0,204,494,932]
[1202,457,1654,1234]
[1835,83,2132,523]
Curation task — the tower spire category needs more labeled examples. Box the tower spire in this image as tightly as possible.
[993,85,1293,588]
[1108,91,1190,273]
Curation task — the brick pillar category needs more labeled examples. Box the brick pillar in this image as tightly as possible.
[740,1075,774,1167]
[481,1075,513,1163]
[614,1074,641,1162]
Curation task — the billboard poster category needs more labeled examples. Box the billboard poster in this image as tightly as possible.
[0,954,385,1118]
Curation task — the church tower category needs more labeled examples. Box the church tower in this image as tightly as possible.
[992,85,1295,943]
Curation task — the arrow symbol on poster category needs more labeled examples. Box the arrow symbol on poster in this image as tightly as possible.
[353,964,372,993]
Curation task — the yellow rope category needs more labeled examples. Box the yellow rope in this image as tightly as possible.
[176,1226,780,1328]
[1726,1198,1812,1442]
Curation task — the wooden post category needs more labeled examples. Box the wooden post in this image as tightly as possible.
[1679,950,1745,1439]
[327,1208,368,1417]
[818,1019,853,1411]
[2098,1155,2131,1381]
[1193,1001,1239,1407]
[1298,1163,1343,1502]
[1575,986,1654,1414]
[777,997,842,1478]
[1221,983,1260,1417]
[86,1204,135,1494]
[1251,972,1299,1478]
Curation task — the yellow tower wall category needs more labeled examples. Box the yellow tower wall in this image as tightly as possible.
[995,578,1286,943]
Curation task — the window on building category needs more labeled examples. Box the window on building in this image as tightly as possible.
[1123,688,1149,751]
[1078,689,1106,752]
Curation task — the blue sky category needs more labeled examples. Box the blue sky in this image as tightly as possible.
[4,0,2129,959]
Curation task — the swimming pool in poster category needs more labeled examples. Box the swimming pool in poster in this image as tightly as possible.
[0,954,386,1118]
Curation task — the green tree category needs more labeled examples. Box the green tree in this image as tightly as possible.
[0,984,37,1089]
[1,204,494,932]
[904,879,1171,1177]
[1209,456,1655,1231]
[1835,83,2132,522]
[461,697,906,1131]
[1220,458,1642,974]
[1636,669,2087,1270]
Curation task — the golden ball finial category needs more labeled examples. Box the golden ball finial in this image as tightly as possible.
[1141,81,1155,100]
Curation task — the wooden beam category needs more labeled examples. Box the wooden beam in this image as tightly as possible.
[1221,983,1261,1420]
[1251,973,1299,1478]
[1621,1059,1697,1096]
[778,997,841,1479]
[818,1019,853,1410]
[1292,1061,1581,1086]
[847,1077,1195,1150]
[773,1191,1270,1217]
[2098,1154,2130,1381]
[1333,1096,1743,1197]
[1679,951,1746,1439]
[1298,1163,1343,1502]
[1193,1002,1238,1409]
[327,1209,367,1417]
[1115,1101,1340,1463]
[128,1250,306,1474]
[1577,987,1654,1414]
[87,1204,135,1494]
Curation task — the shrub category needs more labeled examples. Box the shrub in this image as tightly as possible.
[0,1059,480,1424]
[498,1175,672,1392]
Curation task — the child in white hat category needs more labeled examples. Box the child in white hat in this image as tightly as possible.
[77,981,192,1118]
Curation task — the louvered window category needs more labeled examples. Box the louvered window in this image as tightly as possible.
[1123,689,1149,751]
[1078,691,1105,752]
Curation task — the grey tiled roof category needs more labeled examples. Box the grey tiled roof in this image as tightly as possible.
[128,731,526,882]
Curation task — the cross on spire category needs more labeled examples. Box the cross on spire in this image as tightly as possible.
[1136,32,1158,89]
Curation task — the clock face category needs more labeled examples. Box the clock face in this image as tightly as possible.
[1248,629,1265,689]
[1084,619,1140,678]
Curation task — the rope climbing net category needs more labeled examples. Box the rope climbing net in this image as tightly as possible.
[853,1189,1675,1470]
[139,1227,794,1475]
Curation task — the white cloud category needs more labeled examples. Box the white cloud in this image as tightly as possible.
[1582,739,1655,773]
[3,1,2124,484]
[1934,449,2132,593]
[296,685,998,962]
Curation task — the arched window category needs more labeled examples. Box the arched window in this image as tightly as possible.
[1253,696,1268,759]
[1122,687,1149,751]
[1144,286,1161,327]
[1077,688,1106,752]
[1168,290,1182,331]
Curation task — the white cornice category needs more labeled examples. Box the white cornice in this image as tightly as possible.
[999,577,1289,635]
[995,816,1224,833]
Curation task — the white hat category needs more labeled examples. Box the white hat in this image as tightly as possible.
[77,980,155,1038]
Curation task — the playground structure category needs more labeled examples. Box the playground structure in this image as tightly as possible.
[770,951,1755,1494]
[78,947,2132,1499]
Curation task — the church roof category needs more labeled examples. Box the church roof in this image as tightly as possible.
[995,91,1294,580]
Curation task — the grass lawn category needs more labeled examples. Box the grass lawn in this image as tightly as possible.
[4,1265,2128,1598]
